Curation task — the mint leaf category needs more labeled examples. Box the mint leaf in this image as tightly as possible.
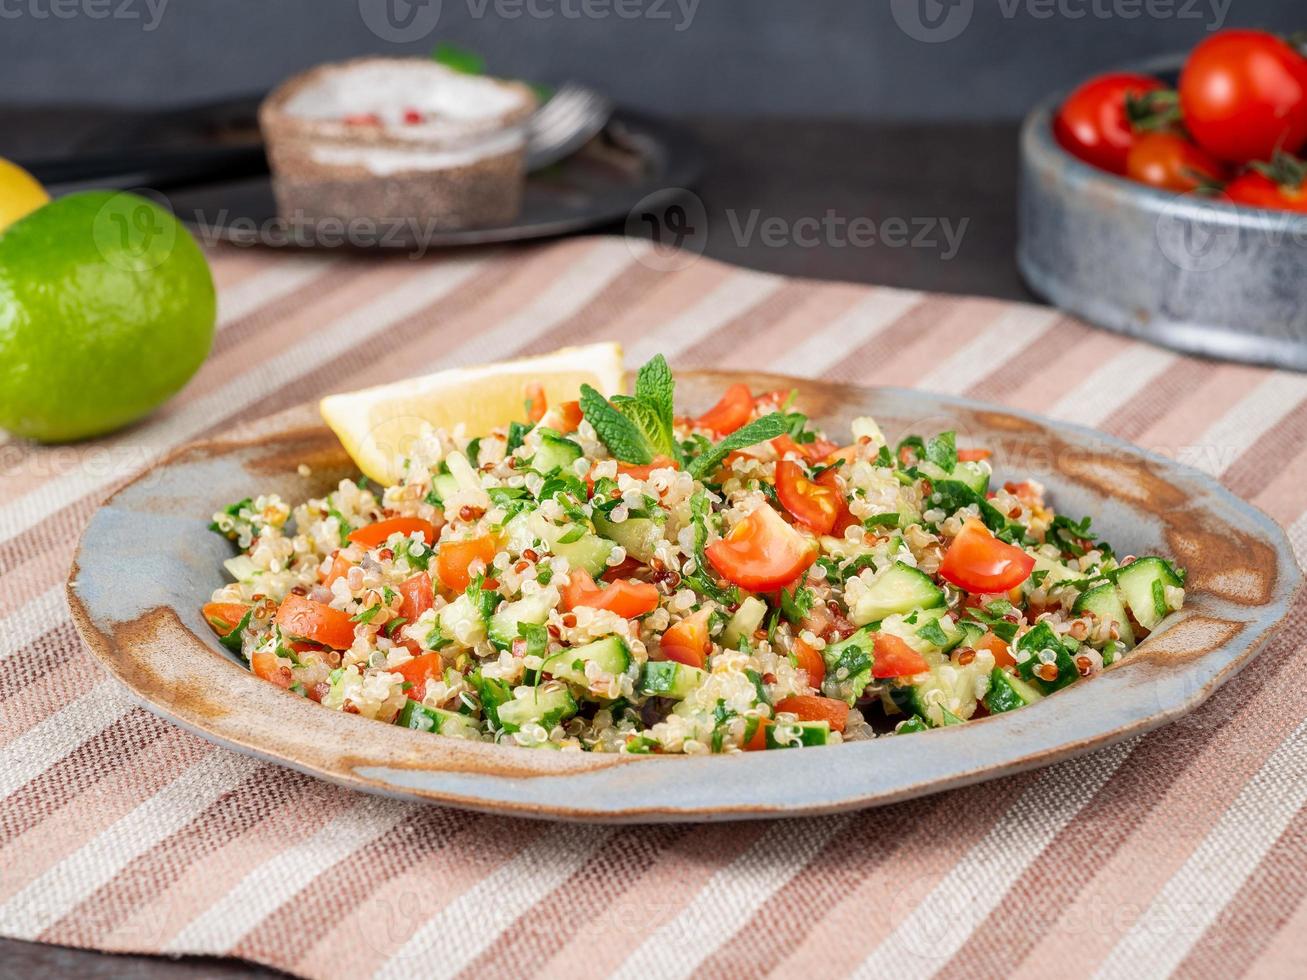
[688,413,796,479]
[579,384,654,464]
[925,430,956,473]
[610,395,676,459]
[634,354,675,434]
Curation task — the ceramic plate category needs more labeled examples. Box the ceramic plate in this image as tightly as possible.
[68,372,1301,822]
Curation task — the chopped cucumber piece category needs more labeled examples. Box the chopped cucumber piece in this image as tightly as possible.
[912,608,965,653]
[889,660,989,727]
[1115,556,1183,631]
[639,660,706,700]
[427,472,460,505]
[850,561,945,626]
[495,685,578,733]
[487,588,558,651]
[592,514,662,563]
[821,627,876,705]
[531,429,584,475]
[438,592,490,647]
[552,533,617,576]
[957,620,987,651]
[1014,622,1079,693]
[765,719,831,749]
[396,700,483,739]
[1073,582,1136,649]
[723,596,767,650]
[920,460,989,495]
[544,636,632,686]
[525,511,616,576]
[1032,553,1082,587]
[983,667,1045,714]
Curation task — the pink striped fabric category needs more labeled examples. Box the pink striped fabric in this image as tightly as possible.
[3,236,1304,979]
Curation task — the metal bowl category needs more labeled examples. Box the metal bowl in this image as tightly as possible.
[1018,61,1307,371]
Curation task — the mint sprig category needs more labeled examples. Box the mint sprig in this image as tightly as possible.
[578,354,678,464]
[687,413,796,479]
[579,384,655,464]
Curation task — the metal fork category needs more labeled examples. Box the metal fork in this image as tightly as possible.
[526,83,614,172]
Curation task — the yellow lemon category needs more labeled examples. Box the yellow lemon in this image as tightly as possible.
[320,343,625,485]
[0,158,50,233]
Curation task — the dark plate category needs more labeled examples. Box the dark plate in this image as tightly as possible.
[117,97,705,251]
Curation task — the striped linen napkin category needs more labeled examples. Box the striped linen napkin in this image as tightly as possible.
[1,236,1304,979]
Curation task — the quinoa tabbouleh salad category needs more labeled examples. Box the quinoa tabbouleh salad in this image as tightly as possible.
[204,356,1187,754]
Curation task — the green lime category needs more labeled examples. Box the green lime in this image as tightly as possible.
[0,190,216,442]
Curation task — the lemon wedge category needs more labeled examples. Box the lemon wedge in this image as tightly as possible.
[320,343,625,485]
[0,158,50,234]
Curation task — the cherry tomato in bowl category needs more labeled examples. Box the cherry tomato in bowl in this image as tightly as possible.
[1224,163,1307,214]
[1053,72,1166,175]
[1125,132,1226,193]
[1179,29,1307,164]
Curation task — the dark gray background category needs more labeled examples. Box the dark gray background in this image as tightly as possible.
[0,0,1299,118]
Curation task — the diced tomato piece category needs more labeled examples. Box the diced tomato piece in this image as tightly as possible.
[321,553,353,588]
[250,651,293,688]
[585,456,679,496]
[814,468,860,536]
[775,459,841,535]
[695,383,753,435]
[398,572,434,622]
[660,608,712,669]
[771,433,841,465]
[558,399,584,433]
[938,519,1036,594]
[706,504,817,593]
[202,602,250,636]
[957,448,992,462]
[872,632,929,679]
[792,636,826,687]
[348,517,437,548]
[976,631,1016,669]
[775,695,849,732]
[391,652,442,700]
[744,718,772,751]
[562,569,660,619]
[276,594,357,650]
[524,381,547,424]
[435,536,497,592]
